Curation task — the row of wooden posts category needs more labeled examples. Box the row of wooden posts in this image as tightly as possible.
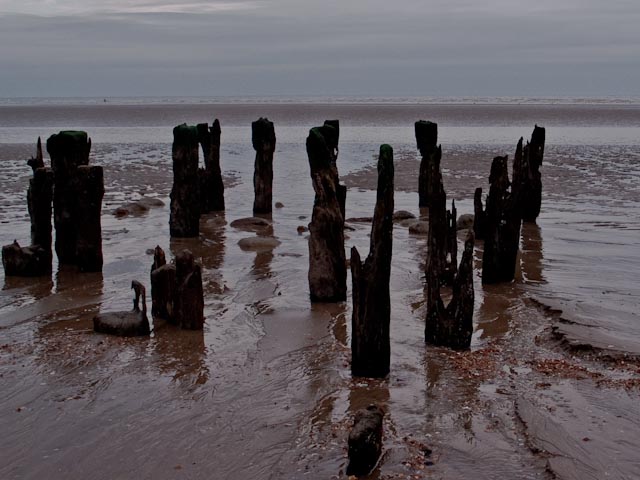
[2,119,545,378]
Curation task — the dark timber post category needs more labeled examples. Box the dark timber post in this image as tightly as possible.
[252,118,276,215]
[170,124,200,237]
[175,249,204,330]
[75,165,104,272]
[415,120,438,208]
[197,119,225,213]
[47,130,91,264]
[323,119,347,220]
[306,124,347,302]
[346,405,385,476]
[473,187,486,240]
[425,231,475,349]
[351,144,394,378]
[513,125,545,221]
[482,155,522,284]
[2,139,54,277]
[150,245,177,323]
[28,165,54,269]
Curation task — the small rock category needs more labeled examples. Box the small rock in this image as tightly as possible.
[238,237,281,251]
[456,213,474,231]
[297,225,308,234]
[230,217,272,232]
[408,220,428,235]
[113,196,164,217]
[393,210,416,222]
[275,202,284,208]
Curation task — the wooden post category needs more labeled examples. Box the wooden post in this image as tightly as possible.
[346,405,384,476]
[306,124,347,302]
[197,119,225,213]
[170,124,201,237]
[323,119,347,220]
[175,250,204,330]
[425,231,475,349]
[252,118,276,214]
[415,120,438,208]
[482,155,522,284]
[47,130,91,264]
[513,125,545,221]
[473,187,486,240]
[351,144,394,378]
[75,165,104,272]
[150,245,177,323]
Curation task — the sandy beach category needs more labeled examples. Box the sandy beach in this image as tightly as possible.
[1,100,639,479]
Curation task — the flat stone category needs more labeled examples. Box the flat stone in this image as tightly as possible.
[113,196,165,217]
[408,220,429,235]
[392,210,416,221]
[238,236,281,252]
[230,217,272,232]
[93,311,150,337]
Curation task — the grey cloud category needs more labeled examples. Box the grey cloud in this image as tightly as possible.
[0,0,638,96]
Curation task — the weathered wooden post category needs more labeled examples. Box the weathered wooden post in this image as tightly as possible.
[425,231,475,349]
[421,144,457,286]
[175,249,204,330]
[323,119,347,220]
[197,119,225,213]
[346,404,385,476]
[150,245,177,323]
[482,155,522,284]
[75,165,104,272]
[351,144,394,378]
[170,124,201,237]
[415,120,438,208]
[473,187,486,240]
[513,125,546,221]
[306,124,347,302]
[252,118,276,214]
[47,130,91,264]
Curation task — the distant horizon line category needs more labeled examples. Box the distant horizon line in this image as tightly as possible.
[1,94,640,107]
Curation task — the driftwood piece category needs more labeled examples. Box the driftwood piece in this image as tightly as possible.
[346,405,384,476]
[425,231,475,349]
[197,119,225,213]
[323,119,347,220]
[351,144,394,378]
[175,250,204,330]
[47,130,91,264]
[306,124,347,302]
[252,118,276,214]
[473,187,486,240]
[150,246,176,323]
[513,125,546,221]
[415,120,438,208]
[482,155,522,284]
[170,124,200,237]
[75,165,104,272]
[93,281,150,337]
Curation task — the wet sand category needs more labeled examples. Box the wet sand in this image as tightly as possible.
[1,101,639,479]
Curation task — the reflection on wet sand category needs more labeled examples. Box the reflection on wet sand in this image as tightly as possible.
[150,326,209,391]
[520,222,545,285]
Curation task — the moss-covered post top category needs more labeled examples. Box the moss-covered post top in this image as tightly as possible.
[46,130,90,154]
[251,117,276,151]
[173,124,199,145]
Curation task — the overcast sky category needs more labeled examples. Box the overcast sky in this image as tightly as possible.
[0,0,638,97]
